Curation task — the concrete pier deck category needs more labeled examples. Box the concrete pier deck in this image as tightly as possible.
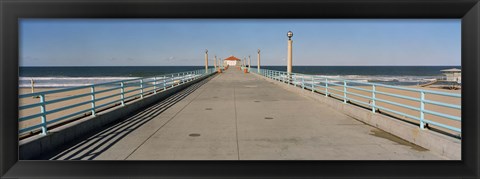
[49,69,445,160]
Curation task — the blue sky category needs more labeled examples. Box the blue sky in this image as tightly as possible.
[20,19,460,66]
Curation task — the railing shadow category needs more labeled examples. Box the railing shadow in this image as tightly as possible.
[44,75,214,160]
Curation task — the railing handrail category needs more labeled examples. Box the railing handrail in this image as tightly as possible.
[20,70,206,98]
[285,72,461,97]
[255,68,461,135]
[18,68,216,136]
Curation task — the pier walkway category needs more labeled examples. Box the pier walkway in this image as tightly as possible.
[48,69,444,160]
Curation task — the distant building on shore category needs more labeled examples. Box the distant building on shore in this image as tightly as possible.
[441,68,461,84]
[223,56,241,67]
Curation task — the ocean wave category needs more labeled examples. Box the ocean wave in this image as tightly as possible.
[19,75,199,88]
[304,75,443,86]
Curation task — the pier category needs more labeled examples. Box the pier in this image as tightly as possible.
[18,32,461,160]
[19,67,460,160]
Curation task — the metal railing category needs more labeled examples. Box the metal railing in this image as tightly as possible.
[254,68,461,136]
[19,68,216,136]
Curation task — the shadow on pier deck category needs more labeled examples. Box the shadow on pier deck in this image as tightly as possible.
[43,69,451,160]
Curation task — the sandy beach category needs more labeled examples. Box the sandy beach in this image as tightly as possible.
[19,81,461,137]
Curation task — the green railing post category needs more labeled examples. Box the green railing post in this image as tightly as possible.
[325,78,328,97]
[182,72,185,84]
[420,91,425,129]
[302,76,305,89]
[140,79,144,99]
[286,73,289,84]
[120,82,125,106]
[163,76,166,90]
[372,85,376,113]
[153,77,157,94]
[90,86,96,116]
[180,73,184,84]
[311,76,314,92]
[293,74,296,87]
[343,80,347,103]
[40,94,47,135]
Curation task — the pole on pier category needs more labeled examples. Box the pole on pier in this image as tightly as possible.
[257,49,261,73]
[205,49,208,73]
[287,31,293,74]
[220,57,222,68]
[248,55,251,72]
[214,55,217,70]
[287,31,293,83]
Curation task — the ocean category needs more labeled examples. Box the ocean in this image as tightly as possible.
[19,66,460,88]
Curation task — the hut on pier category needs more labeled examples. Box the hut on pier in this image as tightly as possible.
[223,56,241,67]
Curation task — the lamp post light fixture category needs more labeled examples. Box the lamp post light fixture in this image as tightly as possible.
[287,31,293,75]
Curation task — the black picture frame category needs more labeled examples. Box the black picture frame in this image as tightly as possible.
[1,0,479,178]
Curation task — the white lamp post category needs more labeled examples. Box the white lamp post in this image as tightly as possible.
[205,49,208,73]
[214,55,217,70]
[287,31,293,74]
[257,49,261,73]
[248,55,251,72]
